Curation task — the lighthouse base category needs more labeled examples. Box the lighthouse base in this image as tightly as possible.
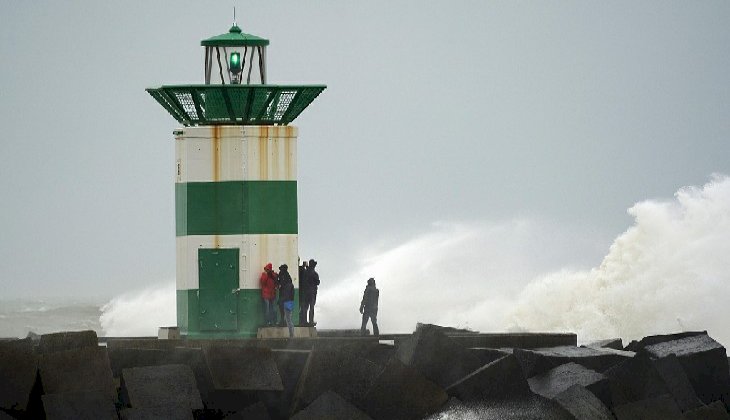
[257,326,317,339]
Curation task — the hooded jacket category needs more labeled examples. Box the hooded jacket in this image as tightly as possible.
[260,264,277,300]
[278,265,295,303]
[307,260,320,291]
[360,280,379,314]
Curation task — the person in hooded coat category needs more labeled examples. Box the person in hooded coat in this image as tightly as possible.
[278,264,295,338]
[298,258,308,326]
[259,263,278,326]
[360,277,379,336]
[302,259,320,326]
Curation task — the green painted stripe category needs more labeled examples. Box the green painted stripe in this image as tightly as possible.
[177,288,300,337]
[175,180,297,236]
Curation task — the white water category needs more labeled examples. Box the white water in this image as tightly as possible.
[99,176,730,346]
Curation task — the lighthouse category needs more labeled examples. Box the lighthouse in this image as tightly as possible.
[146,21,325,338]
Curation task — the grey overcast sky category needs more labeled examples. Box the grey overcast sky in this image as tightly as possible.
[1,1,729,299]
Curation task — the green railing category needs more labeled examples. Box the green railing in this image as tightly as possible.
[146,84,326,126]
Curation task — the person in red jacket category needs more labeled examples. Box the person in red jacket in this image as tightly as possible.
[260,263,278,326]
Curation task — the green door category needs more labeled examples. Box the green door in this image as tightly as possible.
[198,248,239,331]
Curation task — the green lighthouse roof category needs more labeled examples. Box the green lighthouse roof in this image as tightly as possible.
[201,25,270,47]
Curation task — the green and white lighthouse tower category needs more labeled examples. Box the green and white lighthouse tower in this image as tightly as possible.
[147,22,325,337]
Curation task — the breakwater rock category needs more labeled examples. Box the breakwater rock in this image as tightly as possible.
[0,327,729,419]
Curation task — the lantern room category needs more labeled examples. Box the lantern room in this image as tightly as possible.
[202,24,269,85]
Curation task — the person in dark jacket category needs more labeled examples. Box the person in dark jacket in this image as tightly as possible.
[360,278,379,336]
[278,264,295,338]
[259,263,278,326]
[298,258,308,326]
[302,259,320,326]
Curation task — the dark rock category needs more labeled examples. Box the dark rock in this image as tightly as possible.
[684,400,730,420]
[416,323,478,334]
[222,401,271,420]
[554,384,613,420]
[260,350,309,419]
[651,353,704,411]
[624,331,707,352]
[359,358,447,420]
[0,410,15,419]
[527,362,611,407]
[424,395,574,420]
[41,391,116,420]
[604,351,702,411]
[514,346,633,378]
[121,364,203,410]
[468,348,512,365]
[291,391,372,420]
[644,333,730,406]
[38,346,115,398]
[291,347,382,414]
[583,338,623,351]
[108,348,166,378]
[0,343,38,411]
[612,394,684,420]
[446,354,530,401]
[203,345,283,391]
[119,406,195,420]
[38,330,98,354]
[395,324,482,388]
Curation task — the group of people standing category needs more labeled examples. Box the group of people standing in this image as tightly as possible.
[259,258,380,337]
[259,258,319,338]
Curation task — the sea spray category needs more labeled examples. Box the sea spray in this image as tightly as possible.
[99,282,175,337]
[510,175,730,345]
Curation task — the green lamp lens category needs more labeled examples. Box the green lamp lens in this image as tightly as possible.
[230,52,242,73]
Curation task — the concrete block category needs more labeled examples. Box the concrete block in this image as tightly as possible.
[41,391,116,420]
[0,344,38,411]
[395,325,483,388]
[360,358,448,420]
[260,349,309,418]
[651,353,704,411]
[612,394,684,420]
[121,364,203,410]
[108,348,167,378]
[38,330,98,354]
[528,362,611,407]
[119,406,195,420]
[684,400,730,420]
[468,347,512,366]
[424,395,574,420]
[624,331,706,352]
[291,347,382,413]
[554,384,614,420]
[222,401,271,419]
[291,391,372,420]
[157,327,180,340]
[203,345,283,391]
[583,338,623,351]
[38,346,115,398]
[514,345,633,378]
[256,327,317,339]
[644,333,730,406]
[446,354,530,402]
[604,351,702,410]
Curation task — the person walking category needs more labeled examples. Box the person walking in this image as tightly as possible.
[298,258,308,326]
[303,259,320,326]
[259,263,278,326]
[360,277,379,336]
[278,264,295,338]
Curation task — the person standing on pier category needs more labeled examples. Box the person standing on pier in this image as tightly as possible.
[303,259,320,326]
[278,264,295,338]
[259,263,278,327]
[360,277,379,336]
[298,258,308,326]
